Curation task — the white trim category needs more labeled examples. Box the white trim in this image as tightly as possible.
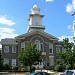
[4,58,9,65]
[4,46,9,53]
[49,56,54,57]
[12,46,16,53]
[35,40,41,51]
[40,43,44,52]
[21,42,25,48]
[49,56,54,66]
[49,43,53,54]
[30,35,44,43]
[11,59,16,66]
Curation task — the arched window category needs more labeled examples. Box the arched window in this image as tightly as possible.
[35,40,41,51]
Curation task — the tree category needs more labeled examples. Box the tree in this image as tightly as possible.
[18,44,42,73]
[0,52,3,71]
[57,38,75,69]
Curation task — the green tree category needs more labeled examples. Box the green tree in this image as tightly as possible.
[57,38,75,69]
[18,44,42,73]
[0,52,3,70]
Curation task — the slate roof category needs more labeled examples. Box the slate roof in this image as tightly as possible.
[15,31,59,41]
[1,38,18,45]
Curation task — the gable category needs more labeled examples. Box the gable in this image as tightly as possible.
[15,31,59,42]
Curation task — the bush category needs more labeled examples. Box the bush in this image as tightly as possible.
[12,66,18,71]
[21,68,25,71]
[54,65,63,72]
[73,63,75,69]
[31,66,35,72]
[0,62,3,70]
[3,64,10,70]
[66,64,71,70]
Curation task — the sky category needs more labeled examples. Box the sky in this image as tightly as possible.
[0,0,75,46]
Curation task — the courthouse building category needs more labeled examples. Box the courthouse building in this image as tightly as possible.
[1,4,63,68]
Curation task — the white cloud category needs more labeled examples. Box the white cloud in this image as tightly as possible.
[46,0,54,2]
[0,28,15,33]
[58,36,74,43]
[66,0,75,13]
[0,27,18,41]
[0,16,16,26]
[67,25,72,29]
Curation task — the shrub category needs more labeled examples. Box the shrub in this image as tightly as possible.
[54,65,63,72]
[3,64,10,70]
[31,66,35,72]
[12,66,18,71]
[73,63,75,69]
[66,64,71,70]
[21,68,25,71]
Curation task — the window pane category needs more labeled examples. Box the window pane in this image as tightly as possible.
[12,46,16,53]
[21,43,25,48]
[35,40,40,51]
[4,58,9,65]
[49,43,53,54]
[4,46,9,53]
[11,59,16,66]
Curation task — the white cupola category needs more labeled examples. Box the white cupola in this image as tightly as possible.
[31,4,40,14]
[27,4,45,32]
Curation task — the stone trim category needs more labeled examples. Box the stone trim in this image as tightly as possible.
[30,35,44,42]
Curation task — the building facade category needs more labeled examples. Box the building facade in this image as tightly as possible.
[1,4,63,68]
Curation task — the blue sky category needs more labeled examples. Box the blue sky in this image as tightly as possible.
[0,0,75,43]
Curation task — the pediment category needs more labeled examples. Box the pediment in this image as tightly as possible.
[15,31,59,41]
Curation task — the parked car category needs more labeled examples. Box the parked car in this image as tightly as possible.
[59,70,75,75]
[25,72,51,75]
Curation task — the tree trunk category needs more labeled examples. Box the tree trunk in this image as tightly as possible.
[30,65,32,73]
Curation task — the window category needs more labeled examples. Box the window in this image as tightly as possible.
[49,43,53,54]
[12,46,16,53]
[4,58,9,65]
[21,43,25,48]
[21,43,25,51]
[40,43,44,52]
[35,40,41,51]
[11,59,16,66]
[4,46,9,53]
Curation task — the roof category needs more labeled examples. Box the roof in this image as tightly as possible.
[15,31,59,41]
[1,38,18,45]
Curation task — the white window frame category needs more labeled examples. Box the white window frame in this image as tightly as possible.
[12,46,16,53]
[40,43,44,52]
[35,40,41,51]
[21,43,25,48]
[49,43,53,54]
[4,58,9,65]
[4,46,9,53]
[11,59,16,66]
